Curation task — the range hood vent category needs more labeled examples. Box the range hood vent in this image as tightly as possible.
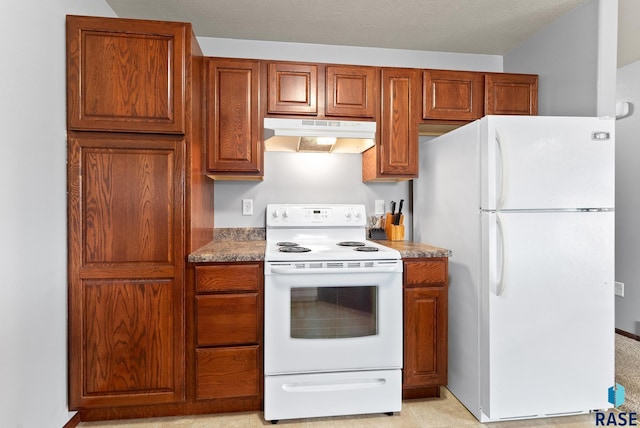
[264,118,376,153]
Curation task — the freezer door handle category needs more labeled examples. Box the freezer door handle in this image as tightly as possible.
[495,213,506,296]
[495,128,507,210]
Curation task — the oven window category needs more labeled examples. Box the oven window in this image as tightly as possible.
[290,286,378,339]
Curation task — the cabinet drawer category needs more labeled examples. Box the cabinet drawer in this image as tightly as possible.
[404,259,447,286]
[196,346,260,400]
[195,263,261,292]
[196,293,259,346]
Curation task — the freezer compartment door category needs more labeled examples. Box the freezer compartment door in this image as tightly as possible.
[481,116,614,210]
[480,210,614,420]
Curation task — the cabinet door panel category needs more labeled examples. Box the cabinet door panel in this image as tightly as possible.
[67,15,186,133]
[83,280,176,395]
[423,70,483,120]
[82,146,175,266]
[69,134,184,277]
[404,287,447,387]
[485,73,538,115]
[206,59,261,174]
[326,66,377,118]
[196,347,260,399]
[68,133,185,409]
[196,293,259,346]
[379,68,419,177]
[268,63,317,115]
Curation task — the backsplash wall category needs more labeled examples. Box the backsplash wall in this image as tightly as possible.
[213,151,412,238]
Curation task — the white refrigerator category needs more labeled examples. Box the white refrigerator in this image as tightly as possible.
[413,115,615,422]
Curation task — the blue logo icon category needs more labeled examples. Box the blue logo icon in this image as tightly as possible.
[609,383,626,407]
[596,385,636,425]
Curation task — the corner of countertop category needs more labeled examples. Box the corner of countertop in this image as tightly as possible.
[375,240,452,258]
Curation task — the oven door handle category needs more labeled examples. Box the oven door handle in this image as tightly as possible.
[269,266,400,275]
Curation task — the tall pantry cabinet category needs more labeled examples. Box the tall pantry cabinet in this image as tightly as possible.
[66,15,214,418]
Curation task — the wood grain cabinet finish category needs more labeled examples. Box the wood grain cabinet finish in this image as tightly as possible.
[267,62,318,115]
[403,258,448,399]
[196,346,260,400]
[363,68,420,181]
[423,70,484,120]
[67,133,185,408]
[265,62,377,119]
[325,65,378,118]
[66,15,217,419]
[66,15,186,134]
[195,263,261,292]
[485,73,538,115]
[205,58,262,177]
[193,263,263,403]
[196,294,260,346]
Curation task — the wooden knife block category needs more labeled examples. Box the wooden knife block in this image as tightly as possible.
[385,212,405,241]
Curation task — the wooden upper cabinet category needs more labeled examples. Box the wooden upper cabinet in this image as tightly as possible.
[423,70,484,120]
[66,15,187,134]
[363,68,419,181]
[267,62,318,115]
[325,66,378,118]
[205,58,262,177]
[265,62,377,119]
[485,73,538,115]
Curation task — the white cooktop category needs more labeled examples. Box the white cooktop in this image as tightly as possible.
[265,204,400,261]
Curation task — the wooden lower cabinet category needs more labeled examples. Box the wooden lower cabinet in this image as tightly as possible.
[192,263,263,404]
[67,133,186,410]
[403,258,448,399]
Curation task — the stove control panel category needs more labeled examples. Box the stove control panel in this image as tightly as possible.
[267,204,366,227]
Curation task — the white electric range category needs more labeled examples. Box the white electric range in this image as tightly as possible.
[263,204,403,423]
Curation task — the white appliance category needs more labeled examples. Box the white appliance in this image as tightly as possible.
[413,116,615,422]
[263,204,403,423]
[263,118,376,153]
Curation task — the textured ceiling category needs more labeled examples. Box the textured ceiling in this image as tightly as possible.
[106,0,639,67]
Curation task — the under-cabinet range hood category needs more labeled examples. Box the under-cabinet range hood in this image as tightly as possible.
[264,118,376,153]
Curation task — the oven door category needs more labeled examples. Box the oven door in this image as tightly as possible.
[264,261,403,375]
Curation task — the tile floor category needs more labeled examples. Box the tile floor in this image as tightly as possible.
[78,388,613,428]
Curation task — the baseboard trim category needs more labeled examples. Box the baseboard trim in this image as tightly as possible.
[63,412,81,428]
[616,328,640,341]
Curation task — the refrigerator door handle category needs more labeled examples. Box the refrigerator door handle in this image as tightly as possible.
[495,128,507,210]
[495,213,506,296]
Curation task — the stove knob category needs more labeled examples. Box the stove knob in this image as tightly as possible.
[354,211,361,219]
[345,211,352,219]
[282,209,290,218]
[272,209,281,218]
